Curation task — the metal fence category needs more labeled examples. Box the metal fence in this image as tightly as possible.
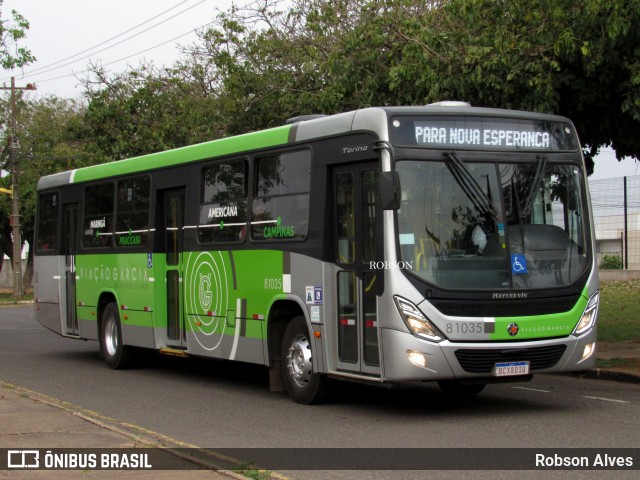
[589,175,640,270]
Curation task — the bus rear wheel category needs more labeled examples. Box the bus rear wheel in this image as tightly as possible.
[100,303,134,369]
[281,316,329,404]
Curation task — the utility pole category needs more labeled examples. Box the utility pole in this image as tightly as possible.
[0,77,36,298]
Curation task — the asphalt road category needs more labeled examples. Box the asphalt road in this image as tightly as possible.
[1,305,639,479]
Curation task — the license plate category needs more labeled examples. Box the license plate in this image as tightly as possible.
[494,361,530,377]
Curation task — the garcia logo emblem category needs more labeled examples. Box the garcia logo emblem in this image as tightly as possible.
[507,322,520,336]
[199,273,212,310]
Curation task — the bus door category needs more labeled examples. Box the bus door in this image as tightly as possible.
[63,203,79,335]
[162,188,186,348]
[333,163,381,376]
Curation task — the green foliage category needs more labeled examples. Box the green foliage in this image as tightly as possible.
[0,96,88,284]
[600,254,623,270]
[81,64,224,159]
[3,0,638,172]
[0,0,35,69]
[72,0,640,171]
[178,0,640,172]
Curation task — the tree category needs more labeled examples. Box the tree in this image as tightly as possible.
[80,63,224,160]
[0,0,35,70]
[369,0,640,172]
[0,0,34,283]
[76,0,640,172]
[182,0,640,172]
[186,0,365,134]
[0,96,87,287]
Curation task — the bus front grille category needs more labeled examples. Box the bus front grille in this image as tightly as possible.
[430,296,580,318]
[454,345,567,373]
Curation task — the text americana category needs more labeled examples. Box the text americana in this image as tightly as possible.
[208,205,238,219]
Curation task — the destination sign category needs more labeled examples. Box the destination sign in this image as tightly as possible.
[390,116,578,151]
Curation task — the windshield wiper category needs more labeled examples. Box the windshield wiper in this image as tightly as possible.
[520,154,548,219]
[444,152,497,217]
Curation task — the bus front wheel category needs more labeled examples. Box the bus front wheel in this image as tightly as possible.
[100,303,133,369]
[281,316,329,404]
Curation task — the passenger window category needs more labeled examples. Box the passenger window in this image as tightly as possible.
[115,176,150,247]
[199,160,248,243]
[252,150,311,241]
[37,192,59,252]
[335,173,354,263]
[82,183,114,248]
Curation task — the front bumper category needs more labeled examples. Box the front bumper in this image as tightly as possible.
[380,326,597,382]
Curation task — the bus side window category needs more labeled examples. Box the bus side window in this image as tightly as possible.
[251,150,311,241]
[36,192,60,252]
[198,160,248,243]
[115,176,150,248]
[82,182,114,248]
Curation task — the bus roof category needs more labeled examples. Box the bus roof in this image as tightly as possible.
[37,105,574,190]
[38,124,292,190]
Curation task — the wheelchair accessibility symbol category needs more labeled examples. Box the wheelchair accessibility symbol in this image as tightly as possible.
[511,254,528,274]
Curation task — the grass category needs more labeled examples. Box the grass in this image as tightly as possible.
[596,357,640,371]
[597,279,640,343]
[231,464,272,480]
[0,290,33,305]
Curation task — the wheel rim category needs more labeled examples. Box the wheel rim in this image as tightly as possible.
[104,314,119,358]
[286,333,312,388]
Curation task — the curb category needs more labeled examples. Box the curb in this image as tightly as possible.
[561,368,640,384]
[0,381,265,480]
[0,300,34,307]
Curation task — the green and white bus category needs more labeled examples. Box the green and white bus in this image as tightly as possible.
[34,104,599,403]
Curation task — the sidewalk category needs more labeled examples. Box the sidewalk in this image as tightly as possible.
[0,382,249,479]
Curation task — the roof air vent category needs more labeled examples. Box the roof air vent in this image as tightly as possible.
[285,114,327,124]
[427,101,472,107]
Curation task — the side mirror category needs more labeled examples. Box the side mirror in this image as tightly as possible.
[379,171,401,210]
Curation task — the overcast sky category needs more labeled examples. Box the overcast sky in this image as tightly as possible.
[2,0,233,97]
[2,0,638,179]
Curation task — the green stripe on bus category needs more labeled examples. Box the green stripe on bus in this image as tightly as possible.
[490,289,588,340]
[72,125,292,183]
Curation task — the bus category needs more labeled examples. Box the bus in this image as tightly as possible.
[34,103,599,403]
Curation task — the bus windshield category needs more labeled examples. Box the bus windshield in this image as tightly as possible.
[396,157,590,290]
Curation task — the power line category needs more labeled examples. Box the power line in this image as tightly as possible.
[20,0,196,77]
[2,0,210,83]
[33,21,215,85]
[20,0,209,80]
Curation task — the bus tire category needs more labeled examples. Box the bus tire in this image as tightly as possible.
[100,302,134,369]
[437,380,486,396]
[281,316,329,404]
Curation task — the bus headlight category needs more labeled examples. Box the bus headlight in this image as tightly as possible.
[394,296,443,342]
[573,291,599,336]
